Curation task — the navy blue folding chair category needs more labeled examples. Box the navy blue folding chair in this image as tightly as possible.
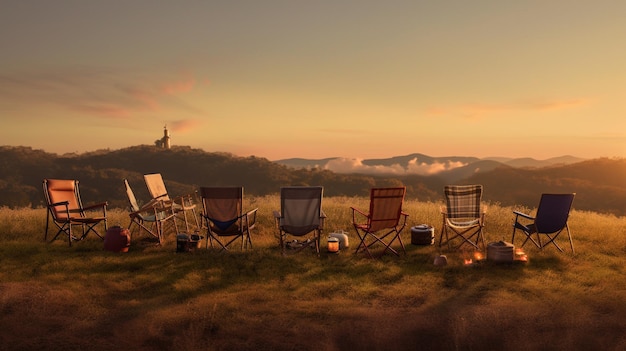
[512,193,576,253]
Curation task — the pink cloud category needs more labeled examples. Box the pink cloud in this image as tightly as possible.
[161,78,196,95]
[0,68,209,121]
[169,119,202,133]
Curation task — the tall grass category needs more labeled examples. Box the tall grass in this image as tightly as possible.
[1,197,625,351]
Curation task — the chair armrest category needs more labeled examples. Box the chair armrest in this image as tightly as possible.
[83,201,108,210]
[350,206,368,222]
[320,210,327,219]
[244,208,258,227]
[245,208,258,217]
[350,207,368,217]
[513,211,534,220]
[273,210,282,219]
[171,195,192,206]
[138,199,160,212]
[138,199,171,213]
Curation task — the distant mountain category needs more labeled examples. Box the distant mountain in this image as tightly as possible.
[275,153,585,180]
[501,155,585,168]
[1,145,623,215]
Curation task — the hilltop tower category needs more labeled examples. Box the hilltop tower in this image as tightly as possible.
[154,125,171,149]
[162,125,171,149]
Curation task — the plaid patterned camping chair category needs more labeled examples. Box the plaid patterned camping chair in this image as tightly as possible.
[439,185,486,251]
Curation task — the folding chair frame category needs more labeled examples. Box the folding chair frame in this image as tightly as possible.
[274,186,325,256]
[352,187,409,258]
[125,179,177,244]
[144,173,200,233]
[43,179,108,247]
[439,185,486,251]
[200,186,257,252]
[511,193,575,254]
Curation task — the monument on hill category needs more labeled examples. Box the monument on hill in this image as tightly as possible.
[154,125,171,149]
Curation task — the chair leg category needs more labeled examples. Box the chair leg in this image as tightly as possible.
[566,225,575,254]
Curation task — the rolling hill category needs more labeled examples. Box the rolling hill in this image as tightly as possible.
[0,145,623,215]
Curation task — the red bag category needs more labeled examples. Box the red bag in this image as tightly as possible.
[104,226,131,252]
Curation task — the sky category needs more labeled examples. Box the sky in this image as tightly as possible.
[1,1,625,161]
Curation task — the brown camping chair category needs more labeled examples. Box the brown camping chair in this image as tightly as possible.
[200,186,257,251]
[352,187,409,258]
[439,184,486,251]
[124,179,177,244]
[274,186,325,256]
[512,193,576,253]
[143,173,200,233]
[43,179,108,246]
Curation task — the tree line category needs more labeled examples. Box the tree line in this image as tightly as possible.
[0,145,624,216]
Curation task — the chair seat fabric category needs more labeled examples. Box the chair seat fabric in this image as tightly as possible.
[352,187,408,258]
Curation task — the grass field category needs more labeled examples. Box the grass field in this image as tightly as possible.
[1,196,625,351]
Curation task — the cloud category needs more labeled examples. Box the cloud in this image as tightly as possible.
[168,119,202,133]
[160,76,196,95]
[406,158,467,175]
[0,67,209,121]
[524,98,590,111]
[428,97,592,120]
[324,157,467,175]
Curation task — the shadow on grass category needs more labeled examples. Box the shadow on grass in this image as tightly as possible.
[2,237,623,351]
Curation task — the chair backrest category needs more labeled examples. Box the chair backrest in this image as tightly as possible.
[534,193,575,233]
[43,179,83,220]
[368,187,406,232]
[144,173,170,201]
[200,187,243,230]
[444,184,483,219]
[124,179,141,212]
[279,186,323,236]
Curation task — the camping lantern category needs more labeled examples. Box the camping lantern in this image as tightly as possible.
[327,237,339,253]
[176,233,190,253]
[329,230,349,249]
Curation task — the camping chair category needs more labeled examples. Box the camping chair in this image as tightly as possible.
[200,187,257,251]
[351,187,409,258]
[511,193,576,253]
[439,184,486,251]
[143,173,200,233]
[43,179,108,247]
[274,186,325,256]
[124,179,177,244]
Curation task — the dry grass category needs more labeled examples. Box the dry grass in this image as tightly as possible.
[1,196,626,351]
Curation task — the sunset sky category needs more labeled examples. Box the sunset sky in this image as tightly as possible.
[1,1,625,161]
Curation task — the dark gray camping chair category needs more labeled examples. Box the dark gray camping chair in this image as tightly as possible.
[511,193,576,253]
[274,186,325,256]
